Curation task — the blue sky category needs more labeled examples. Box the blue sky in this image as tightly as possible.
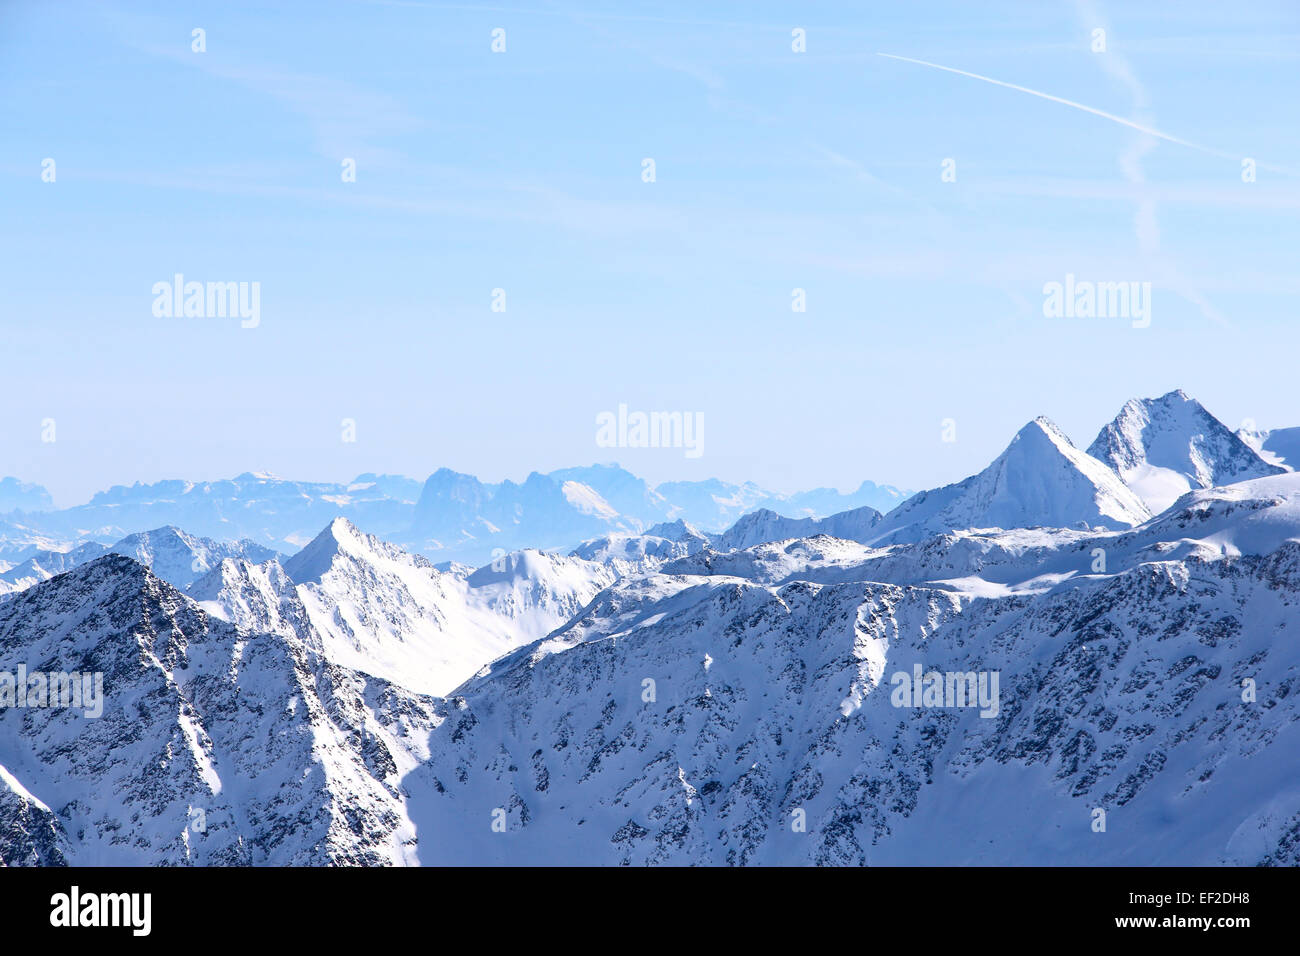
[2,0,1299,506]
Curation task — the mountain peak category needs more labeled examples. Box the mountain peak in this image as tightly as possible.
[868,417,1149,544]
[644,518,703,541]
[0,477,54,514]
[104,526,279,589]
[1017,415,1073,448]
[1088,390,1284,513]
[283,517,385,584]
[712,505,883,552]
[327,515,359,536]
[465,548,556,586]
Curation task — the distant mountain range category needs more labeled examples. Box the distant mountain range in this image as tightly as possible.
[6,390,1289,572]
[0,478,51,514]
[0,526,282,597]
[4,389,1300,865]
[0,466,909,567]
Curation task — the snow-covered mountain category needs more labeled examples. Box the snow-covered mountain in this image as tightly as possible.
[552,466,910,529]
[868,417,1150,546]
[404,468,639,566]
[6,472,1300,865]
[0,541,109,597]
[0,521,81,565]
[570,505,884,575]
[664,472,1300,593]
[0,763,68,866]
[650,477,778,528]
[0,465,910,568]
[777,480,909,518]
[403,474,1300,864]
[110,526,282,588]
[0,527,278,598]
[649,475,907,528]
[1089,390,1285,513]
[6,391,1300,866]
[570,520,711,577]
[1239,424,1300,471]
[0,478,53,515]
[0,554,442,865]
[1,472,422,553]
[400,467,908,565]
[547,465,673,524]
[709,505,883,552]
[0,517,619,864]
[194,518,613,696]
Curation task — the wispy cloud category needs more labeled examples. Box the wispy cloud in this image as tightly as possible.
[102,10,423,169]
[1076,0,1223,326]
[1074,0,1159,254]
[876,52,1232,158]
[877,39,1246,328]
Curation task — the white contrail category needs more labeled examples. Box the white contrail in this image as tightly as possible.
[876,52,1233,160]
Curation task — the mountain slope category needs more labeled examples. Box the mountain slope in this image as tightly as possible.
[1089,390,1285,513]
[0,478,53,515]
[12,472,420,553]
[710,505,883,552]
[1239,424,1300,471]
[110,526,281,588]
[0,763,70,865]
[547,465,672,524]
[570,520,711,576]
[7,420,1300,866]
[406,469,635,565]
[405,532,1300,864]
[6,473,1300,865]
[0,541,109,597]
[869,417,1150,546]
[0,527,279,598]
[198,518,614,696]
[0,554,444,865]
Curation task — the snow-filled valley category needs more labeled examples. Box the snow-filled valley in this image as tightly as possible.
[3,390,1300,866]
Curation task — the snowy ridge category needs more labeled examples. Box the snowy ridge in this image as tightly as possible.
[0,763,69,865]
[408,540,1300,864]
[709,505,883,552]
[1089,390,1285,513]
[198,518,614,696]
[0,466,908,567]
[0,542,109,597]
[664,473,1300,597]
[868,417,1150,546]
[0,526,278,598]
[0,554,445,864]
[1239,424,1300,471]
[570,520,710,576]
[111,526,281,589]
[4,390,1300,865]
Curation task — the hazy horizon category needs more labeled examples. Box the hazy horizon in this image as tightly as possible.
[4,0,1298,505]
[0,384,1275,511]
